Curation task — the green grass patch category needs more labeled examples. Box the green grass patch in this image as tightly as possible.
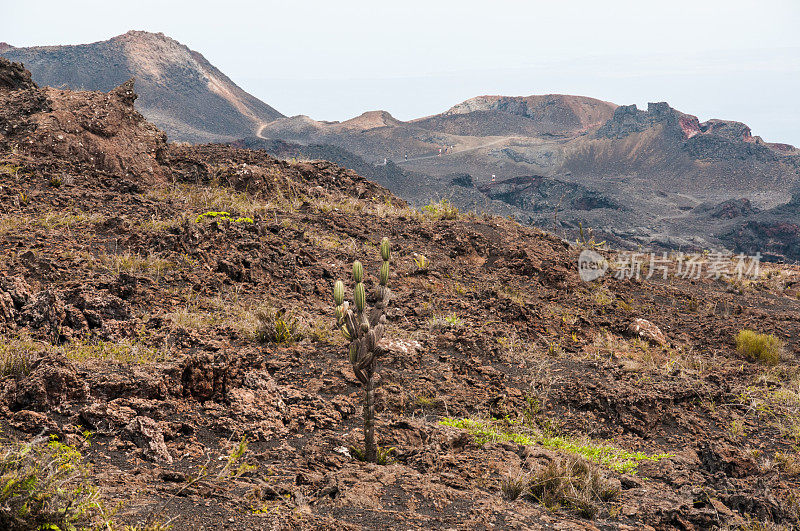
[421,199,459,221]
[194,211,253,223]
[0,435,99,530]
[440,417,671,474]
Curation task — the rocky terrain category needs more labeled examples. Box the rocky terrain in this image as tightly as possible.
[6,31,800,261]
[262,99,800,261]
[2,31,283,143]
[2,58,800,530]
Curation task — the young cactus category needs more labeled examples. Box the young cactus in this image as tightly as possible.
[333,237,392,463]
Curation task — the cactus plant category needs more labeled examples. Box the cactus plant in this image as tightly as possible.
[333,237,392,463]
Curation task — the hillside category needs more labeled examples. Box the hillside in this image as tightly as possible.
[260,97,800,261]
[412,94,618,137]
[8,31,799,260]
[2,31,284,143]
[2,57,800,529]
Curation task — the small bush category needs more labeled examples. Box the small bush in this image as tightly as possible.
[412,253,429,272]
[422,199,459,220]
[736,330,783,366]
[350,445,395,465]
[0,435,99,530]
[528,456,619,519]
[255,307,303,344]
[428,312,464,330]
[776,451,800,476]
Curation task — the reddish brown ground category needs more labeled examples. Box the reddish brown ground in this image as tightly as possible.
[1,58,800,530]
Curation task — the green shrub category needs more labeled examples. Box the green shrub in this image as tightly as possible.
[421,199,459,220]
[0,435,99,530]
[528,455,619,519]
[736,330,783,366]
[254,307,302,344]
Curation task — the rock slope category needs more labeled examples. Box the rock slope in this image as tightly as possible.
[2,31,284,142]
[1,58,800,530]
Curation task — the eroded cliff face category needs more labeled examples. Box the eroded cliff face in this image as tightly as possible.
[596,101,795,162]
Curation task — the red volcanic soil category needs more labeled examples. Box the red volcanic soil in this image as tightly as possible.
[1,58,800,529]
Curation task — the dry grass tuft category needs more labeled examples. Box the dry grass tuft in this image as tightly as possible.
[528,455,619,519]
[737,330,783,366]
[0,337,40,377]
[255,307,303,344]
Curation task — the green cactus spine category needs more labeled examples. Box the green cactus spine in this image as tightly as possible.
[353,261,364,283]
[354,282,366,311]
[379,261,389,286]
[333,280,345,306]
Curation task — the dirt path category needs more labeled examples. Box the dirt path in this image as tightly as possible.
[256,121,270,140]
[397,137,509,164]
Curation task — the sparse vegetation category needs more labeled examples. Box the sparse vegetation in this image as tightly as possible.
[412,253,429,272]
[350,445,396,465]
[421,198,459,220]
[0,435,99,530]
[575,222,606,250]
[97,251,175,278]
[0,211,107,236]
[0,337,39,377]
[501,473,527,501]
[737,330,783,366]
[64,338,165,364]
[428,312,464,330]
[528,455,619,518]
[218,436,257,479]
[194,211,254,223]
[440,417,671,474]
[728,419,747,439]
[0,335,165,366]
[775,451,800,476]
[254,307,303,344]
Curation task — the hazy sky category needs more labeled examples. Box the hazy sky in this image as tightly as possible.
[3,0,800,144]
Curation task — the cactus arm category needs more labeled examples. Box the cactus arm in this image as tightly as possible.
[344,311,358,339]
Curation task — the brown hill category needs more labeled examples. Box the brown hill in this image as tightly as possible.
[2,31,284,142]
[413,94,617,137]
[2,57,800,530]
[261,96,800,259]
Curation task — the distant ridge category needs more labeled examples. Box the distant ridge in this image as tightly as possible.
[2,31,284,142]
